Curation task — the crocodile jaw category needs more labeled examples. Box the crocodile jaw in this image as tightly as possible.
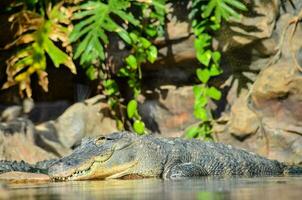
[50,160,138,181]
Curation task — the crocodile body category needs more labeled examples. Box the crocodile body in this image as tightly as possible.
[1,132,302,180]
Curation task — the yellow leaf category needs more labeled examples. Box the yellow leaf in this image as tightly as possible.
[19,80,32,98]
[37,70,49,92]
[65,58,77,74]
[15,72,29,82]
[1,81,16,90]
[4,33,35,49]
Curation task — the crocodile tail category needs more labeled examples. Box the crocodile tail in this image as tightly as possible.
[283,165,302,175]
[0,160,45,174]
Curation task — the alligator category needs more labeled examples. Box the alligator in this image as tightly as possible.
[1,132,302,181]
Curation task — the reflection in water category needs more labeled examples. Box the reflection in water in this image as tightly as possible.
[3,176,302,200]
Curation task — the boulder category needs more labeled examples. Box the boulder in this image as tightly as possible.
[140,85,198,137]
[228,91,259,139]
[0,119,56,164]
[36,95,118,149]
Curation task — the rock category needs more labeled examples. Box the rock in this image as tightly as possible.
[218,0,280,50]
[214,1,302,164]
[216,63,302,164]
[252,61,302,132]
[141,3,198,88]
[36,95,118,149]
[228,91,259,139]
[248,59,302,164]
[28,100,70,123]
[140,85,198,137]
[0,106,22,122]
[0,118,56,164]
[0,172,50,183]
[0,98,34,122]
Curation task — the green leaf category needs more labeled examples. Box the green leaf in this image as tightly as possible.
[145,27,157,37]
[197,50,212,66]
[202,0,216,18]
[117,29,132,44]
[85,65,97,80]
[127,100,138,118]
[147,46,157,63]
[133,87,141,98]
[70,0,140,67]
[117,67,130,77]
[116,119,124,130]
[43,38,76,73]
[185,126,200,138]
[128,79,138,89]
[224,0,247,11]
[194,107,208,121]
[209,64,222,76]
[212,51,221,64]
[133,120,145,135]
[130,32,138,43]
[220,2,240,20]
[196,68,210,83]
[103,79,118,96]
[108,97,117,109]
[195,96,208,108]
[23,0,38,7]
[202,0,246,22]
[140,38,152,49]
[193,85,203,98]
[194,35,211,53]
[126,55,137,70]
[207,86,222,100]
[210,22,221,31]
[198,125,211,138]
[113,10,140,26]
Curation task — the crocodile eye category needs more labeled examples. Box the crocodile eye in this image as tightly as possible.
[95,136,106,145]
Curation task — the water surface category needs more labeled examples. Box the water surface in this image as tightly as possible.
[3,176,302,199]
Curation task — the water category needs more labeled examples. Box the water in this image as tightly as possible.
[2,176,302,199]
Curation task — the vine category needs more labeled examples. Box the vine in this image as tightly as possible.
[118,1,165,134]
[118,32,158,134]
[185,0,247,139]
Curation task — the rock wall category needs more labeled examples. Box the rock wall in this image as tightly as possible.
[0,0,302,164]
[139,0,302,164]
[213,0,302,164]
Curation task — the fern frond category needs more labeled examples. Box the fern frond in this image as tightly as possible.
[70,0,140,65]
[3,4,75,97]
[202,0,247,23]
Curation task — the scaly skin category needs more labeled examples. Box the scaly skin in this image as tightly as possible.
[1,132,302,180]
[0,159,57,174]
[47,132,302,181]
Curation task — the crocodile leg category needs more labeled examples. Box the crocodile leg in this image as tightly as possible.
[163,163,208,179]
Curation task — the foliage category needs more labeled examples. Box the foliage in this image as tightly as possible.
[70,0,140,68]
[118,32,158,134]
[120,0,165,134]
[69,0,164,134]
[2,0,246,137]
[3,2,75,97]
[185,0,247,139]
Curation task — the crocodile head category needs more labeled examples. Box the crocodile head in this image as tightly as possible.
[48,132,143,181]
